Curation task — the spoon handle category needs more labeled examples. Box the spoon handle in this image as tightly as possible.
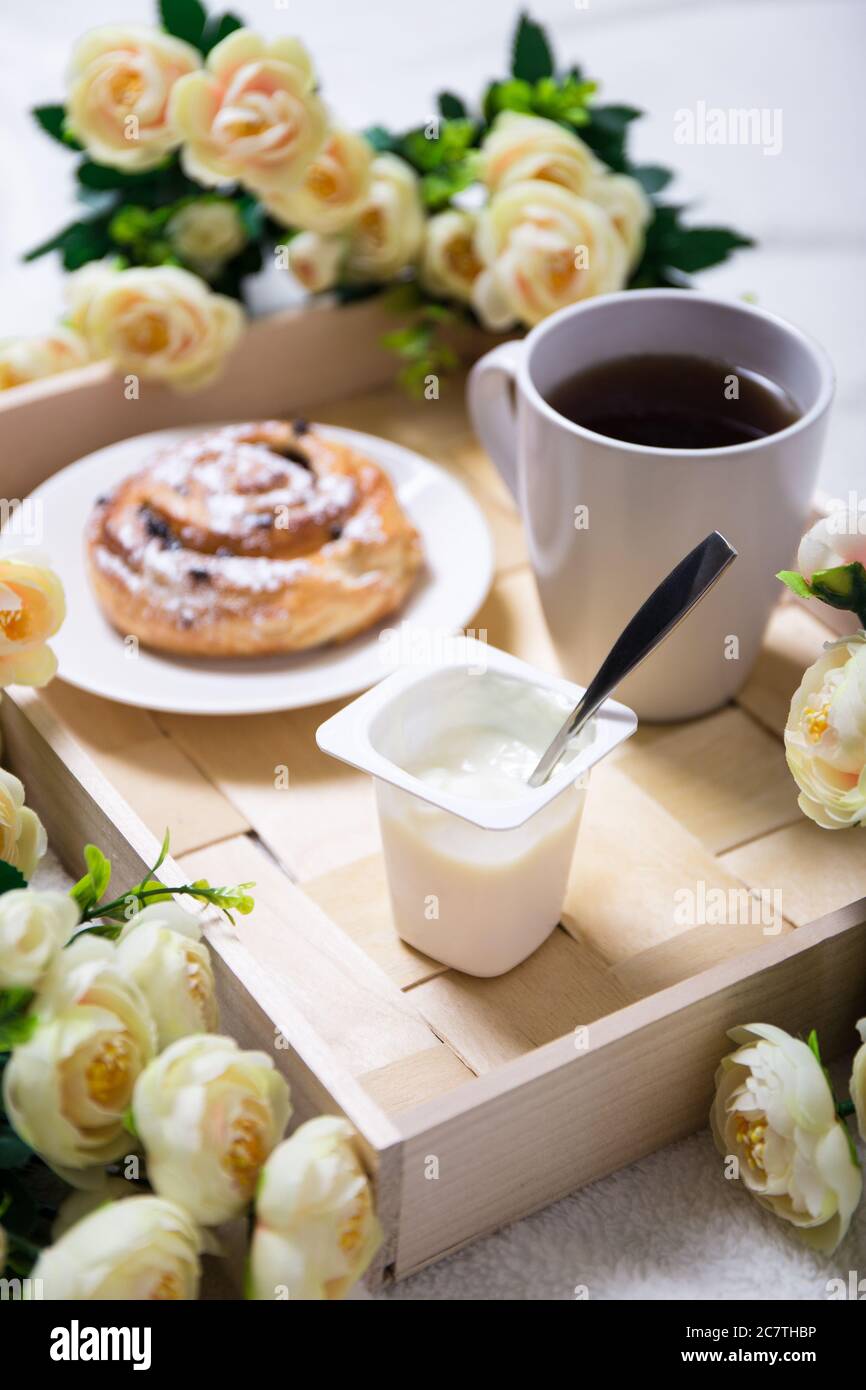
[527,530,737,789]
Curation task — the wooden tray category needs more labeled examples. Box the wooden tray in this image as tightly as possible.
[3,300,866,1286]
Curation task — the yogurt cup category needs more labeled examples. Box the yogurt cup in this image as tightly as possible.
[316,638,637,977]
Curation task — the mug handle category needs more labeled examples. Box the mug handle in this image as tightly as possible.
[467,340,525,503]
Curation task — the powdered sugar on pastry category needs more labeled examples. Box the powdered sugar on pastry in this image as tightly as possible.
[85,421,424,656]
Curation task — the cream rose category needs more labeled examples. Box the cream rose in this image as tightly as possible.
[167,199,247,278]
[33,1195,202,1300]
[115,901,218,1048]
[420,209,484,303]
[249,1116,382,1300]
[66,25,201,172]
[0,554,66,689]
[0,889,78,991]
[589,172,651,270]
[797,505,866,579]
[133,1034,291,1225]
[0,768,47,880]
[265,129,374,234]
[67,263,244,390]
[850,1018,866,1143]
[3,936,156,1172]
[479,112,602,196]
[285,231,344,293]
[170,29,327,194]
[346,154,425,282]
[784,633,866,829]
[0,328,89,392]
[477,179,628,327]
[711,1022,861,1253]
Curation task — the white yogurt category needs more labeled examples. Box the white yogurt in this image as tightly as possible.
[372,671,591,976]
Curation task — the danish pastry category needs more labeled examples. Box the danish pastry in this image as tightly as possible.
[85,420,424,657]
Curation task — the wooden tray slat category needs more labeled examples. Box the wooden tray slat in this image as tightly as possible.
[303,854,447,990]
[617,705,800,853]
[721,818,866,927]
[560,764,755,964]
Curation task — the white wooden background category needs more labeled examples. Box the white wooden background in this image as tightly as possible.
[3,0,866,1301]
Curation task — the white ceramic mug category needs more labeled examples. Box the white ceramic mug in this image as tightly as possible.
[468,289,834,721]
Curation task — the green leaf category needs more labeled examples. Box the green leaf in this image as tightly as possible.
[0,990,36,1052]
[632,164,673,196]
[85,845,112,900]
[236,193,264,241]
[810,562,866,626]
[400,119,475,174]
[777,569,814,600]
[70,843,111,913]
[159,0,207,49]
[202,11,243,54]
[32,104,81,151]
[438,91,467,120]
[807,1028,822,1066]
[0,861,27,897]
[363,125,397,154]
[511,12,554,83]
[660,225,755,274]
[482,78,534,123]
[0,1126,32,1171]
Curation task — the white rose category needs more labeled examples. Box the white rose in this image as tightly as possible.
[115,901,218,1048]
[0,768,48,879]
[0,328,89,392]
[477,179,628,327]
[250,1116,382,1300]
[286,230,344,293]
[479,111,603,196]
[420,209,483,303]
[797,506,866,579]
[67,263,244,391]
[711,1022,861,1253]
[167,199,247,278]
[588,172,651,270]
[784,633,866,829]
[3,936,156,1172]
[346,154,425,282]
[0,889,78,991]
[33,1195,202,1300]
[265,129,374,234]
[850,1018,866,1143]
[133,1033,291,1225]
[0,553,66,690]
[67,24,201,172]
[170,29,327,194]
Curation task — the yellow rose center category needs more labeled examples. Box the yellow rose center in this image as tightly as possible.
[86,1033,135,1110]
[445,235,481,283]
[546,249,576,294]
[0,581,44,644]
[358,206,386,249]
[222,1105,268,1196]
[802,700,831,742]
[110,67,145,110]
[308,164,340,201]
[185,950,210,1010]
[339,1187,371,1255]
[128,313,170,355]
[226,113,270,140]
[735,1113,769,1172]
[150,1270,184,1300]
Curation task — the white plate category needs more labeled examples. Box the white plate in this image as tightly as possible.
[25,424,494,715]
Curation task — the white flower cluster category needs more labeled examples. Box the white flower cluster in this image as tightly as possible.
[0,787,380,1301]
